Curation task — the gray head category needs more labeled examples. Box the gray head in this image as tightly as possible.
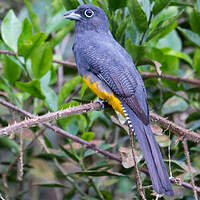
[64,4,109,33]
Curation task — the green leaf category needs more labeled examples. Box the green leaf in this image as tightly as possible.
[58,76,82,105]
[59,101,80,110]
[189,9,200,34]
[178,27,200,48]
[41,85,58,111]
[78,114,87,133]
[157,30,182,51]
[87,110,103,128]
[36,153,65,162]
[60,146,80,162]
[162,96,188,115]
[0,77,21,107]
[147,12,180,41]
[109,0,127,11]
[40,71,57,112]
[17,18,33,57]
[194,48,200,74]
[80,82,88,98]
[31,43,53,79]
[125,41,164,64]
[145,46,164,63]
[170,160,200,175]
[24,0,40,32]
[3,55,22,84]
[51,0,64,14]
[186,112,200,123]
[0,137,20,153]
[45,8,69,35]
[161,55,179,75]
[115,16,130,43]
[49,21,74,48]
[16,80,45,99]
[34,183,67,188]
[125,40,146,64]
[62,0,79,10]
[150,7,178,30]
[1,10,22,52]
[187,119,200,131]
[84,143,111,157]
[155,135,170,147]
[81,132,95,142]
[162,48,193,66]
[73,171,125,177]
[58,116,79,135]
[153,0,172,15]
[43,135,53,148]
[18,30,46,59]
[196,0,200,10]
[191,146,200,152]
[169,1,193,7]
[127,0,148,33]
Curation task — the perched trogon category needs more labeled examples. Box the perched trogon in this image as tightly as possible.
[64,4,174,196]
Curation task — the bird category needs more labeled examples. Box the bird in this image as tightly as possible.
[64,4,174,196]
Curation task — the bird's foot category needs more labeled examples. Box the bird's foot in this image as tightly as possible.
[95,98,107,110]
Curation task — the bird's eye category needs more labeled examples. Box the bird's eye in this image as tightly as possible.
[84,9,94,18]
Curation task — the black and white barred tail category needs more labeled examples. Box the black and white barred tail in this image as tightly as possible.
[122,104,134,133]
[121,101,174,196]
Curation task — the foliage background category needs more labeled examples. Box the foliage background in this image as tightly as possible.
[0,0,200,199]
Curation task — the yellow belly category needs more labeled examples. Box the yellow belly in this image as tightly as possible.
[83,75,124,115]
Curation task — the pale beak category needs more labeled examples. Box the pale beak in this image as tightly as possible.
[64,10,82,21]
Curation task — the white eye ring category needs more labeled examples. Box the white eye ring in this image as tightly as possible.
[84,9,94,18]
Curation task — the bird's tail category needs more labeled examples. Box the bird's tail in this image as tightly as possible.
[122,102,174,196]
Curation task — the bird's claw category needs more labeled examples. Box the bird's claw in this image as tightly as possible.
[95,98,106,110]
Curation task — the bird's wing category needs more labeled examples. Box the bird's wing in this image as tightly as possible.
[77,41,149,125]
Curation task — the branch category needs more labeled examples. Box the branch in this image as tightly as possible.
[1,50,200,86]
[0,99,200,142]
[53,59,76,68]
[142,72,200,86]
[0,102,101,136]
[0,98,121,163]
[0,99,200,194]
[150,112,200,143]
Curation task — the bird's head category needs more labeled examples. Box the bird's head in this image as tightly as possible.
[64,4,109,33]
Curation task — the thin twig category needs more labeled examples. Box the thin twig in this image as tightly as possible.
[57,66,63,92]
[55,45,64,92]
[182,138,198,200]
[0,50,16,56]
[0,99,200,193]
[168,131,173,178]
[0,50,200,86]
[53,59,76,68]
[17,130,23,181]
[129,128,146,200]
